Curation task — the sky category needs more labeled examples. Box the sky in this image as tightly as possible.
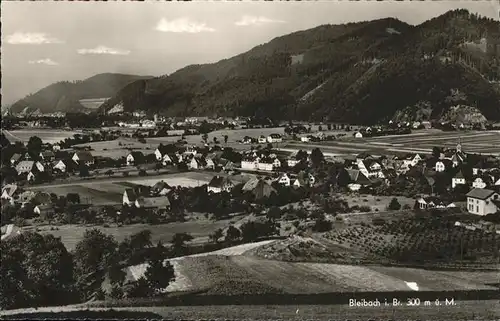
[2,1,499,106]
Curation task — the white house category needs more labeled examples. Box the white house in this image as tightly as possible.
[126,151,144,166]
[353,131,363,138]
[205,158,216,170]
[258,135,267,144]
[403,154,422,167]
[189,158,206,170]
[53,160,67,173]
[1,184,18,203]
[72,151,94,166]
[301,136,311,143]
[472,177,488,189]
[241,157,259,170]
[272,158,281,169]
[435,161,446,172]
[15,161,44,175]
[267,134,283,143]
[466,188,499,216]
[277,173,291,186]
[162,154,174,165]
[452,171,466,189]
[258,158,275,171]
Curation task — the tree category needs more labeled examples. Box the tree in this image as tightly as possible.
[202,133,209,143]
[224,135,229,144]
[105,169,114,177]
[171,233,193,255]
[143,258,175,296]
[266,206,282,221]
[310,148,324,167]
[387,198,402,211]
[327,124,332,130]
[138,169,147,176]
[0,232,75,309]
[210,228,223,244]
[312,216,333,232]
[318,125,323,131]
[67,193,81,204]
[73,229,118,301]
[79,165,90,177]
[225,225,241,243]
[27,136,43,157]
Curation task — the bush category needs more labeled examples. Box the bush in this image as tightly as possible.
[359,206,371,212]
[312,217,333,232]
[387,198,402,211]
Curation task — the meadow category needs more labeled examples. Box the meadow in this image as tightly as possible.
[35,218,236,251]
[292,130,500,156]
[4,129,78,144]
[26,171,219,205]
[125,242,499,295]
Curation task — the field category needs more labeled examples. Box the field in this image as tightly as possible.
[3,129,78,144]
[25,171,220,205]
[288,130,500,156]
[338,194,416,212]
[125,240,499,295]
[324,214,500,266]
[2,300,499,320]
[33,218,237,251]
[73,138,158,159]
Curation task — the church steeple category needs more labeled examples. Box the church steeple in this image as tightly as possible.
[456,136,462,153]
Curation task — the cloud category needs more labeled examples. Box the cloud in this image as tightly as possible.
[77,46,130,55]
[6,32,63,45]
[28,58,59,66]
[235,16,286,27]
[155,18,215,33]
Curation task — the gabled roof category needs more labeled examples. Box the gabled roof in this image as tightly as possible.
[128,151,145,159]
[1,184,18,198]
[466,188,496,200]
[35,204,54,212]
[74,151,93,161]
[208,176,234,188]
[10,153,22,162]
[136,196,171,208]
[153,180,171,189]
[16,161,35,172]
[346,169,371,185]
[40,151,55,157]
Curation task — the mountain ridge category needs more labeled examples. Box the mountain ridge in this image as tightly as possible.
[9,73,154,115]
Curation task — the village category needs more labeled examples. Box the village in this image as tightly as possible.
[1,117,500,228]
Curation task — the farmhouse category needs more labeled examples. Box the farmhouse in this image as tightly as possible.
[267,134,283,143]
[39,151,55,162]
[33,204,55,219]
[189,157,207,170]
[402,153,422,167]
[242,178,276,199]
[257,157,275,171]
[1,184,18,203]
[346,169,371,191]
[207,176,235,193]
[152,181,171,196]
[123,186,150,206]
[10,153,22,165]
[472,176,490,189]
[466,188,499,216]
[427,158,450,173]
[72,151,94,166]
[276,173,291,186]
[155,144,175,162]
[135,196,171,210]
[126,151,145,166]
[300,136,311,143]
[15,161,44,175]
[353,131,363,138]
[52,160,67,173]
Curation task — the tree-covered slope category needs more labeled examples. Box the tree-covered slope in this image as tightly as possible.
[10,73,153,115]
[72,11,500,123]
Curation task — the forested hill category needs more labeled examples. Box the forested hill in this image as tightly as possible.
[9,73,153,115]
[99,9,500,124]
